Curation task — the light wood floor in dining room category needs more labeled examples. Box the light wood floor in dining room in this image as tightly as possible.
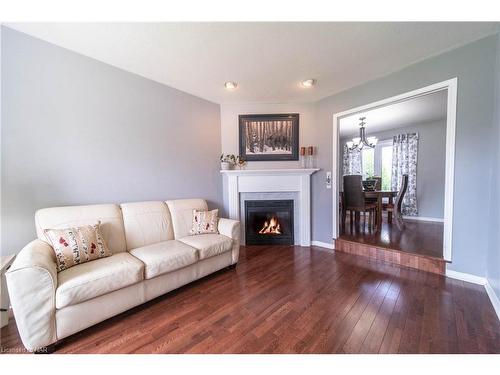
[2,245,499,354]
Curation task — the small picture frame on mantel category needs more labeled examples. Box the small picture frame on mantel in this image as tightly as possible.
[238,113,299,161]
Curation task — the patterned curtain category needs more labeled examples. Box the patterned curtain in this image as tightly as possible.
[342,145,362,176]
[391,133,418,216]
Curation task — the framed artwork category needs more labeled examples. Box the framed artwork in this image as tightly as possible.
[238,113,299,161]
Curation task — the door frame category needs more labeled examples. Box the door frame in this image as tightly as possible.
[332,78,458,262]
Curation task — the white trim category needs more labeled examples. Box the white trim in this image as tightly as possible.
[443,78,457,262]
[402,216,444,223]
[445,269,486,285]
[223,169,319,247]
[485,281,500,321]
[445,270,500,322]
[311,240,334,250]
[332,78,457,262]
[220,168,319,176]
[344,212,444,223]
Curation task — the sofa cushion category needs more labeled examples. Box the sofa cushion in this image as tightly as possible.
[129,240,198,279]
[56,252,144,309]
[178,234,232,260]
[190,209,219,235]
[44,222,112,272]
[36,204,127,254]
[121,201,174,251]
[165,199,208,239]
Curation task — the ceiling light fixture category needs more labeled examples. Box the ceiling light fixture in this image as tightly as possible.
[301,79,316,88]
[346,117,378,150]
[224,81,238,90]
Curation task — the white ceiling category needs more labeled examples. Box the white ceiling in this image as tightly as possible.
[5,22,499,104]
[339,90,447,138]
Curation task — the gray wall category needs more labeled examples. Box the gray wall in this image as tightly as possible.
[313,34,498,276]
[487,33,500,298]
[1,27,222,256]
[340,119,447,219]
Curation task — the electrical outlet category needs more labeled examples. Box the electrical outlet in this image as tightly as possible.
[326,171,332,189]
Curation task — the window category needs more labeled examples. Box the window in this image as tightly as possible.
[361,140,393,189]
[361,148,374,179]
[381,144,393,190]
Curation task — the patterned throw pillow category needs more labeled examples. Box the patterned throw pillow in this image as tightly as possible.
[190,209,219,235]
[44,222,112,272]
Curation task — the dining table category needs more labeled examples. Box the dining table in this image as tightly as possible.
[364,189,398,229]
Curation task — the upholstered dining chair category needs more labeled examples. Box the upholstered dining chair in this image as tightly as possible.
[342,175,378,231]
[383,174,408,230]
[364,176,382,204]
[371,176,382,190]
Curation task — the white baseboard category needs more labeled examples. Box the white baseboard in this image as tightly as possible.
[346,211,444,223]
[485,281,500,321]
[402,215,444,223]
[445,269,486,285]
[446,269,500,322]
[311,240,334,250]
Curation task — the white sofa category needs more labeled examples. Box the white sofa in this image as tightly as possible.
[6,199,240,352]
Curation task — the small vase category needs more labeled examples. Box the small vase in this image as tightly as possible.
[300,155,307,168]
[307,155,316,169]
[221,162,233,170]
[306,146,316,168]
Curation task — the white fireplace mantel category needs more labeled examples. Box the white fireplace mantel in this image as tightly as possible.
[220,168,319,246]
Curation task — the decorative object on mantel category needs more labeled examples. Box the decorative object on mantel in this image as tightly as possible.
[220,154,237,170]
[220,154,246,170]
[300,147,307,168]
[236,157,247,170]
[239,113,299,161]
[346,117,378,150]
[306,146,316,168]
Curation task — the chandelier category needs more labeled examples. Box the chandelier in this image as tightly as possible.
[346,117,378,150]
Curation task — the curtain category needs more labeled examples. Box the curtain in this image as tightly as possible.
[342,145,362,176]
[391,133,418,216]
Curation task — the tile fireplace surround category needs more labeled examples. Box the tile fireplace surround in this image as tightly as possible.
[220,169,320,246]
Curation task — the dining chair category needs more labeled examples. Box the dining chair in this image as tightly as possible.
[371,176,382,190]
[342,175,378,231]
[364,176,382,204]
[383,174,408,230]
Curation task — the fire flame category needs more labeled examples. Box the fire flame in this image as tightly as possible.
[259,216,282,235]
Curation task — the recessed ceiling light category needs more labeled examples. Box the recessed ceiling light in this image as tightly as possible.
[301,79,316,88]
[224,81,238,90]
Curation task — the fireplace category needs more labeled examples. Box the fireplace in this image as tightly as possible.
[244,200,294,245]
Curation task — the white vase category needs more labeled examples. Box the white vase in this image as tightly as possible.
[221,162,233,170]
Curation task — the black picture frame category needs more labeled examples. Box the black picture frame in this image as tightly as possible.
[238,113,299,161]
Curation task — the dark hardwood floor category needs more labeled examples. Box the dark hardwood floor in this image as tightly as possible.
[340,214,444,259]
[1,245,499,354]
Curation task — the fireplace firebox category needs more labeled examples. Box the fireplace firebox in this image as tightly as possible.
[244,200,294,245]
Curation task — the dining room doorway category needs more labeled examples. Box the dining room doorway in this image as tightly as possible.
[332,79,457,268]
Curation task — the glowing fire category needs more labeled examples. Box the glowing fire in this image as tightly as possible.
[259,216,282,235]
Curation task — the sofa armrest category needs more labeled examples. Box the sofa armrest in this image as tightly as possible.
[218,218,240,264]
[6,239,58,351]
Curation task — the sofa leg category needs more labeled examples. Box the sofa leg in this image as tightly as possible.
[227,263,237,270]
[34,343,56,354]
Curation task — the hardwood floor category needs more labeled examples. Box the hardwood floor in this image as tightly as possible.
[340,215,444,259]
[1,245,499,354]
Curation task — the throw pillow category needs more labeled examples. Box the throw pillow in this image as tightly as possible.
[190,209,219,235]
[44,222,112,272]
